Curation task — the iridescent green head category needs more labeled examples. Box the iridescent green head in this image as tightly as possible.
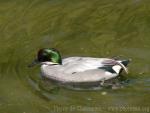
[37,48,62,64]
[28,48,62,67]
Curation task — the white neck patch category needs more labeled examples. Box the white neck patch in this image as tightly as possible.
[41,62,58,65]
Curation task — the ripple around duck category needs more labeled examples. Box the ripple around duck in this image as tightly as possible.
[26,74,77,102]
[0,56,20,80]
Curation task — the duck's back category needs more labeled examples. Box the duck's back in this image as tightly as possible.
[62,57,113,74]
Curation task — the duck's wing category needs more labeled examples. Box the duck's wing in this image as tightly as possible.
[42,67,118,84]
[62,57,117,74]
[41,66,118,84]
[66,69,118,83]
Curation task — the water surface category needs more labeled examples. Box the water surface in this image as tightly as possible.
[0,0,150,113]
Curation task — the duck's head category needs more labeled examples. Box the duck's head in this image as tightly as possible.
[28,48,62,67]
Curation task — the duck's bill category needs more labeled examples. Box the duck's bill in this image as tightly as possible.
[28,59,39,68]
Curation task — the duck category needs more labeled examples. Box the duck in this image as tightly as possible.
[28,48,130,86]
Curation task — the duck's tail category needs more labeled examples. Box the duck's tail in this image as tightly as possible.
[112,59,131,74]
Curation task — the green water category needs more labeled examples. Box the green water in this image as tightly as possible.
[0,0,150,113]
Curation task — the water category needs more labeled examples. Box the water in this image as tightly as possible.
[0,0,150,113]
